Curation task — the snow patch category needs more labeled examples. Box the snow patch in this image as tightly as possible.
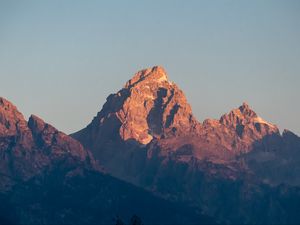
[253,116,276,128]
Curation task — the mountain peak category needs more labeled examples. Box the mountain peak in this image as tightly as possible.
[120,66,198,144]
[125,66,169,89]
[239,102,250,111]
[220,102,257,126]
[0,96,10,105]
[73,66,199,147]
[221,102,273,125]
[218,102,279,141]
[238,102,257,118]
[0,97,27,136]
[0,97,22,114]
[28,114,47,133]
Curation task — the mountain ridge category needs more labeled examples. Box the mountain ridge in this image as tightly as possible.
[1,66,300,224]
[0,96,215,225]
[71,65,300,224]
[72,66,286,158]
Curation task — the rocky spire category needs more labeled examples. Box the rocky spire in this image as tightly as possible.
[219,102,279,140]
[238,102,257,118]
[124,66,169,89]
[73,66,200,146]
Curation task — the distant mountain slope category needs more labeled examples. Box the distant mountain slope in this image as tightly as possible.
[1,168,215,225]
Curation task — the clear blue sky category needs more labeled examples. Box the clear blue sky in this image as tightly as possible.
[1,0,300,135]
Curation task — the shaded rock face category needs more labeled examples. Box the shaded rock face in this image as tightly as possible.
[245,130,300,187]
[0,97,94,190]
[2,167,215,225]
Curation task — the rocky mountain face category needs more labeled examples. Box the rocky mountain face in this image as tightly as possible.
[0,97,94,191]
[72,66,300,224]
[72,66,290,176]
[72,66,201,178]
[202,102,280,153]
[0,97,213,225]
[73,66,199,146]
[245,128,300,186]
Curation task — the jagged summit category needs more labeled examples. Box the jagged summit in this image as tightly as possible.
[0,97,25,120]
[219,102,279,139]
[0,97,95,191]
[0,96,11,105]
[73,67,285,161]
[220,102,275,127]
[199,102,280,153]
[28,114,56,134]
[28,114,45,130]
[0,97,27,136]
[125,66,169,89]
[70,66,202,178]
[73,66,199,147]
[238,102,257,117]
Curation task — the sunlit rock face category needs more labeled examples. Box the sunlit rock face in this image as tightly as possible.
[0,97,29,137]
[200,102,280,154]
[120,66,200,144]
[219,102,279,138]
[73,66,199,147]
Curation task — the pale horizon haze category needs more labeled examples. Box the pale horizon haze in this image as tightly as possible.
[1,0,300,135]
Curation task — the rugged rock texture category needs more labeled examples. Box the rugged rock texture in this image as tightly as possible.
[0,97,94,191]
[0,97,215,225]
[200,102,280,154]
[72,66,300,224]
[72,66,202,179]
[72,66,199,145]
[2,65,299,224]
[0,97,29,137]
[123,66,199,142]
